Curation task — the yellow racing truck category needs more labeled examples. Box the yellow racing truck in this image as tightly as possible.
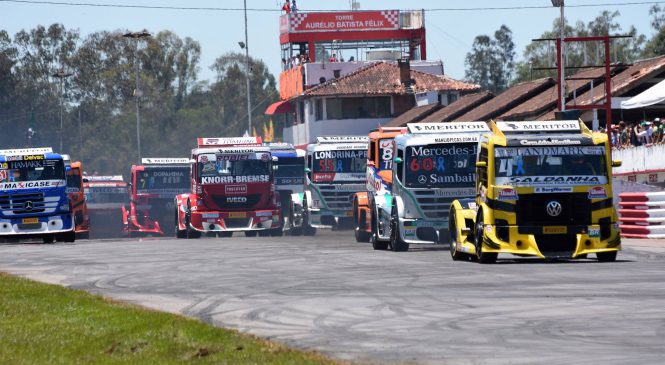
[449,120,622,263]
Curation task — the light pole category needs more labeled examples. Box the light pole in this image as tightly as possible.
[552,0,566,112]
[123,30,151,163]
[51,69,73,152]
[242,0,252,135]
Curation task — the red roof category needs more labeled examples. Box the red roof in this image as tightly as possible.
[300,62,479,97]
[455,78,554,121]
[420,91,494,123]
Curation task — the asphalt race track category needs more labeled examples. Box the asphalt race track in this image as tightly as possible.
[2,232,665,365]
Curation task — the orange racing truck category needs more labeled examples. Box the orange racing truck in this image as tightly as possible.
[125,158,190,236]
[352,127,407,244]
[174,137,281,238]
[63,155,90,239]
[84,175,129,238]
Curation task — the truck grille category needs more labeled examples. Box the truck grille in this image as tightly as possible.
[210,194,262,210]
[516,193,590,226]
[317,184,364,211]
[0,192,46,214]
[412,190,455,219]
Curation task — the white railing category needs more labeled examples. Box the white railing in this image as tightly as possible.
[612,144,665,174]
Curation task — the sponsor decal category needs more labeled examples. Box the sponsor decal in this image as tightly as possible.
[588,227,600,238]
[151,171,185,177]
[410,145,477,157]
[201,175,269,184]
[333,184,365,191]
[433,188,475,197]
[0,169,7,181]
[260,153,270,162]
[520,139,582,146]
[421,173,475,185]
[202,213,219,218]
[485,225,493,233]
[534,186,574,193]
[1,162,7,169]
[216,154,250,161]
[316,136,368,143]
[497,188,518,200]
[226,196,247,203]
[588,186,608,199]
[256,211,273,217]
[276,177,304,186]
[407,122,488,134]
[225,184,248,194]
[8,160,44,169]
[433,136,480,143]
[404,228,416,236]
[313,150,366,159]
[495,146,604,157]
[497,121,580,132]
[497,176,606,186]
[1,180,63,190]
[22,154,45,160]
[198,137,260,146]
[312,172,335,182]
[0,147,53,156]
[141,158,189,164]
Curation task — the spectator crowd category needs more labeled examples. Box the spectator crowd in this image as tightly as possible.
[608,118,664,148]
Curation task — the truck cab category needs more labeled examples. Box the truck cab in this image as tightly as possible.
[449,120,621,263]
[63,155,90,239]
[0,147,75,243]
[267,143,306,236]
[352,127,407,246]
[125,158,190,236]
[84,175,129,238]
[387,122,490,251]
[175,137,281,238]
[304,136,368,235]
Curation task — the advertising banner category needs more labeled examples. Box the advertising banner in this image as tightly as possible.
[284,11,400,33]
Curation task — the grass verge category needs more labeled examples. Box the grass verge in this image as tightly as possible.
[0,273,344,365]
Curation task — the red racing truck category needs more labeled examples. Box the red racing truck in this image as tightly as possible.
[124,158,190,236]
[174,137,281,238]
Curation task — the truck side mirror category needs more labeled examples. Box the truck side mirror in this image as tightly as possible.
[272,156,279,162]
[611,159,622,167]
[304,167,311,173]
[476,161,487,168]
[82,178,89,183]
[367,160,375,167]
[394,157,403,164]
[65,166,71,172]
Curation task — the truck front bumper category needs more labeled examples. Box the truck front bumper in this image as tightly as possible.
[308,208,354,229]
[190,210,280,232]
[397,217,449,244]
[466,224,621,259]
[0,214,74,236]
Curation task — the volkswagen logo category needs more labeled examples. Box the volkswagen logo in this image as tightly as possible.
[418,175,427,184]
[24,201,33,211]
[546,200,562,217]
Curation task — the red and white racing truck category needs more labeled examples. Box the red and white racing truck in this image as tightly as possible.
[124,158,190,236]
[174,137,282,238]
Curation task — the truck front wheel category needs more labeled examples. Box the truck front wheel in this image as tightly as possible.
[474,210,497,264]
[371,203,388,250]
[390,206,409,252]
[449,209,469,261]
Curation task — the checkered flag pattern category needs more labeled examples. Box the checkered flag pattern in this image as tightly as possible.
[381,10,400,28]
[290,13,308,30]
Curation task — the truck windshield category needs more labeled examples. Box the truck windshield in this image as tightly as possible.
[311,149,367,183]
[197,153,271,184]
[0,159,65,183]
[404,143,477,188]
[66,172,82,192]
[494,146,608,185]
[275,157,305,178]
[85,186,128,204]
[137,167,189,193]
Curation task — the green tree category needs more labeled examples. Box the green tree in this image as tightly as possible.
[514,10,645,84]
[643,5,665,57]
[464,25,515,94]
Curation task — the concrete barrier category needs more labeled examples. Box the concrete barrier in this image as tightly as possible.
[619,192,665,238]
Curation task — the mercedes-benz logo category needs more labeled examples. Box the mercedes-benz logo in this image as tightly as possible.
[418,175,427,184]
[546,200,562,217]
[24,201,33,211]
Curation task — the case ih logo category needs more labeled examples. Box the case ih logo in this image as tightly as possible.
[225,184,247,194]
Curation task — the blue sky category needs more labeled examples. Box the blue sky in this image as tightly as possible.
[0,0,658,83]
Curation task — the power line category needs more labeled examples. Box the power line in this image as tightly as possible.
[2,0,664,12]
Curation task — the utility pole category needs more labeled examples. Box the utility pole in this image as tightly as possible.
[51,69,73,152]
[552,0,566,112]
[243,0,252,135]
[123,30,151,163]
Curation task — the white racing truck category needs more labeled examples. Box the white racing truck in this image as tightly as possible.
[266,143,306,235]
[304,136,368,235]
[383,122,490,251]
